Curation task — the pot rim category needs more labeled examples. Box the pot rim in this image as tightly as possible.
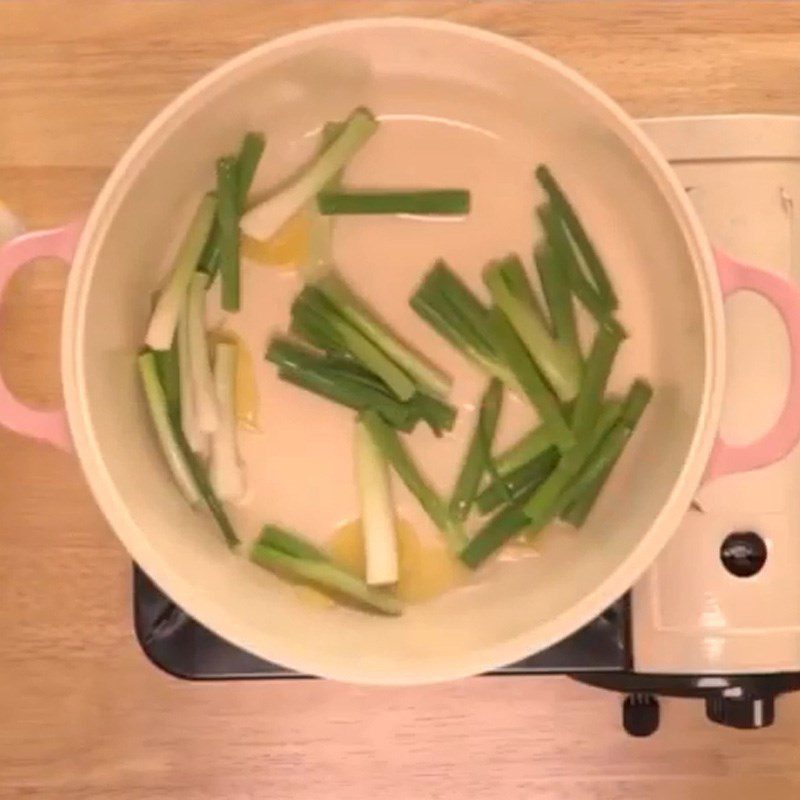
[61,16,724,684]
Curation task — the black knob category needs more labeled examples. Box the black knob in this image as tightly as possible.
[720,531,767,578]
[622,693,660,737]
[705,695,775,729]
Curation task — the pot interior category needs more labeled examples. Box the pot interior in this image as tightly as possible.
[65,20,716,682]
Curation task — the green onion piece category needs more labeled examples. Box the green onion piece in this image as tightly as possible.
[197,228,220,277]
[266,339,453,434]
[536,164,618,310]
[209,341,244,501]
[361,409,466,552]
[172,422,240,549]
[538,203,624,336]
[620,379,654,427]
[187,273,219,434]
[289,301,349,355]
[490,253,547,327]
[315,273,452,397]
[236,132,266,209]
[202,131,266,281]
[405,392,457,436]
[449,379,504,521]
[325,316,416,402]
[356,419,399,586]
[410,261,515,386]
[177,300,206,456]
[570,325,623,438]
[522,401,622,516]
[138,351,201,505]
[257,524,329,561]
[563,379,652,526]
[533,236,580,361]
[476,446,560,515]
[466,495,537,561]
[251,543,401,616]
[183,446,240,549]
[216,156,240,311]
[304,121,347,282]
[494,422,556,477]
[267,339,414,429]
[153,333,181,424]
[484,256,581,401]
[461,402,621,568]
[141,350,241,548]
[489,308,574,450]
[240,107,378,242]
[321,121,348,188]
[291,286,417,401]
[317,189,470,216]
[145,194,217,350]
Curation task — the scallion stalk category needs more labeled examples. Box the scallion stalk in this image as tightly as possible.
[535,165,618,310]
[475,446,560,515]
[202,131,266,282]
[449,379,503,521]
[355,419,398,586]
[291,286,417,401]
[461,401,621,568]
[494,422,557,477]
[266,339,454,434]
[177,300,207,456]
[252,544,401,615]
[179,434,240,549]
[317,189,470,216]
[570,325,623,438]
[466,495,536,558]
[258,524,329,561]
[251,540,401,616]
[305,120,346,282]
[187,272,219,434]
[209,341,245,501]
[138,351,201,505]
[361,409,466,552]
[235,132,266,209]
[562,379,652,526]
[484,256,581,401]
[538,202,625,337]
[144,347,239,548]
[489,308,573,450]
[145,194,217,350]
[153,333,180,424]
[216,156,241,312]
[240,107,378,242]
[533,238,580,362]
[410,261,515,386]
[315,273,451,397]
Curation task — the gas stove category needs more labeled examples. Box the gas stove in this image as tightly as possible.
[133,115,800,735]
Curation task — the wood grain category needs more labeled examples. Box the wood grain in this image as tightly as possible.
[3,3,800,798]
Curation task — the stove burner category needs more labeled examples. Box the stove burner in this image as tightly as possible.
[133,566,630,680]
[132,565,800,734]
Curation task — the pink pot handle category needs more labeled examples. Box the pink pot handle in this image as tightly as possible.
[0,221,83,451]
[705,249,800,481]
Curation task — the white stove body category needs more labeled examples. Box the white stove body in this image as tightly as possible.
[633,115,800,674]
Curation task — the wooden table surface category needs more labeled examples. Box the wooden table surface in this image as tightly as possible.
[3,2,800,798]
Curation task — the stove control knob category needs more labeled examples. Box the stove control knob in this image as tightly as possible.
[705,695,775,729]
[622,693,660,737]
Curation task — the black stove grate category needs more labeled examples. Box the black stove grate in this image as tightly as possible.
[133,566,630,680]
[133,566,800,734]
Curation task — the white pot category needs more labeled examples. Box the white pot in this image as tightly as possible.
[2,18,800,684]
